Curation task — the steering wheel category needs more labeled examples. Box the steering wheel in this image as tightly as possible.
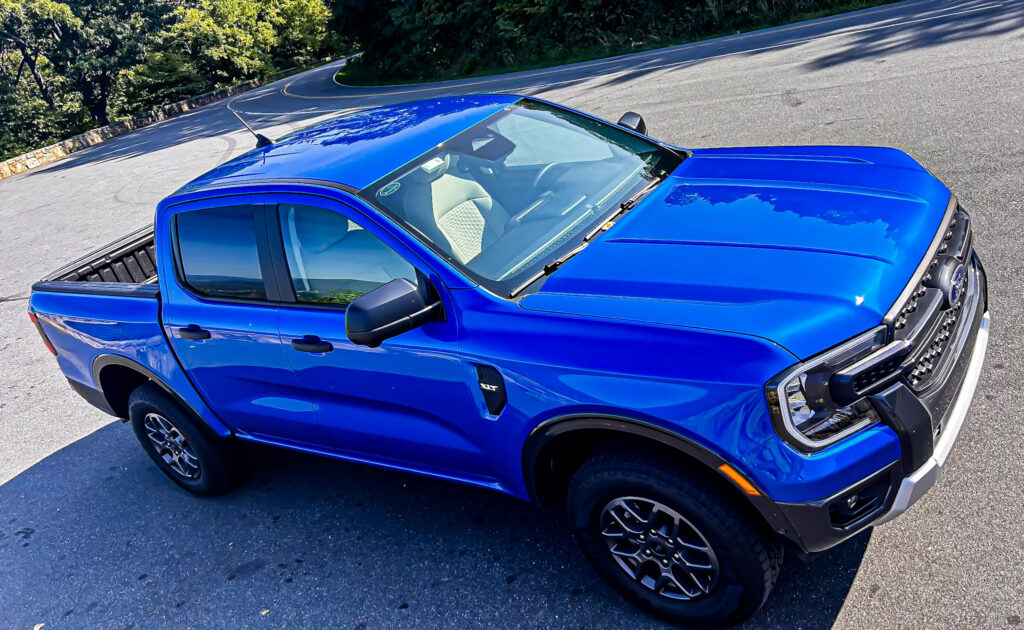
[531,163,558,190]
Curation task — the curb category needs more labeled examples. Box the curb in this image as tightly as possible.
[0,81,259,181]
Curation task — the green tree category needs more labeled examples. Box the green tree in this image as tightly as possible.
[1,0,335,160]
[48,0,181,125]
[0,0,80,108]
[272,0,332,66]
[117,0,331,114]
[335,0,886,82]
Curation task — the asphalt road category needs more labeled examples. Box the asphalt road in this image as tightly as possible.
[1,0,1022,628]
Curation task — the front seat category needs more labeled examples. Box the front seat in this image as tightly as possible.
[400,155,511,264]
[284,205,415,301]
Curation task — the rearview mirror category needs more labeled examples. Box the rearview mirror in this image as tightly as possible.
[346,278,442,347]
[616,111,647,135]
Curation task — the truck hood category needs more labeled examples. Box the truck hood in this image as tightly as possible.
[520,146,952,359]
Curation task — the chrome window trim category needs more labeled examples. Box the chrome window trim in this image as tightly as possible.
[883,194,957,326]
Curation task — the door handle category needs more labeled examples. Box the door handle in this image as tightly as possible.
[290,335,333,353]
[178,325,211,340]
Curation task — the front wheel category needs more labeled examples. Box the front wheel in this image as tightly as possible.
[128,382,242,495]
[567,447,782,627]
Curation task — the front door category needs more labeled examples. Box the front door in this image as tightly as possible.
[161,197,319,445]
[269,195,494,480]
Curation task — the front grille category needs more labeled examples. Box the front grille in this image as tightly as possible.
[906,305,961,388]
[893,209,969,332]
[852,355,903,392]
[894,206,974,393]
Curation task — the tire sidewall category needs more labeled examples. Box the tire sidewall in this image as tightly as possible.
[129,385,233,495]
[569,469,769,627]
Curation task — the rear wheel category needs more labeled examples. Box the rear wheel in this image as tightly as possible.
[567,447,781,627]
[128,382,241,495]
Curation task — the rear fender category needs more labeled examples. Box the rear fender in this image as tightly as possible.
[91,354,232,437]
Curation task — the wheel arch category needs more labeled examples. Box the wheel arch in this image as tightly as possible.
[91,354,231,439]
[521,414,799,544]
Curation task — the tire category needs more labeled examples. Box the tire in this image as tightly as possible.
[128,382,241,496]
[567,446,782,627]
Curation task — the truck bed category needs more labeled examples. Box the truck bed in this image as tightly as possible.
[26,224,214,426]
[34,226,158,297]
[43,225,157,284]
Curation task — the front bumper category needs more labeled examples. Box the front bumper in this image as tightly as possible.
[873,310,989,524]
[772,252,988,554]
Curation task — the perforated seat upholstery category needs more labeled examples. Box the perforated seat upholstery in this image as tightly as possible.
[400,157,510,264]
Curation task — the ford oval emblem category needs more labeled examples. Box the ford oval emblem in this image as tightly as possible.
[947,263,966,305]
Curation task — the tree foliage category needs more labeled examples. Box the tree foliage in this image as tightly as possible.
[1,0,333,160]
[1,0,882,162]
[0,0,88,156]
[335,0,877,81]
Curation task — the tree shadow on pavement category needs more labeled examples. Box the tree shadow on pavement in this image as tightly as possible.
[0,422,868,629]
[804,0,1024,70]
[11,1,1024,182]
[586,0,1024,90]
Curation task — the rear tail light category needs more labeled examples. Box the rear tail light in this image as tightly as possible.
[28,311,57,356]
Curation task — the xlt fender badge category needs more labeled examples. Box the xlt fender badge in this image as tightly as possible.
[476,365,507,415]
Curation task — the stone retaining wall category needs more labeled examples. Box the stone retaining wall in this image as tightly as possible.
[0,80,260,180]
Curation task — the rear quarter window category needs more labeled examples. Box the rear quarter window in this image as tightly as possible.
[175,206,266,300]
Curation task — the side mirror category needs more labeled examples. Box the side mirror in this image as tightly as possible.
[346,278,442,348]
[616,111,647,135]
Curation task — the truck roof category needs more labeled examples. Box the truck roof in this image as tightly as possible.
[178,94,520,194]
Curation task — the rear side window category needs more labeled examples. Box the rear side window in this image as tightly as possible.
[176,206,266,300]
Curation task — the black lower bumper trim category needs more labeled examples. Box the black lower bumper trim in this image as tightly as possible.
[775,464,900,554]
[67,377,116,415]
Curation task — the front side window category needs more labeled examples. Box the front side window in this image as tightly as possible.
[363,99,680,296]
[278,204,417,306]
[176,205,266,300]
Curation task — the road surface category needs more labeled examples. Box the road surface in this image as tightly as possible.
[1,0,1022,627]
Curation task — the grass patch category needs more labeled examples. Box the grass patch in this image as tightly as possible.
[336,0,899,87]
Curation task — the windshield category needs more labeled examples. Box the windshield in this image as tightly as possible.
[362,99,681,296]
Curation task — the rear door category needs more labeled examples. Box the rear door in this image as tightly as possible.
[268,193,496,480]
[161,195,320,445]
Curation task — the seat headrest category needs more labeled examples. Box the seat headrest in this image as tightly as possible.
[287,205,350,253]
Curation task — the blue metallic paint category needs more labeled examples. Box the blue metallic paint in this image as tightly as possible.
[179,95,518,193]
[28,290,232,437]
[159,193,324,445]
[525,146,951,359]
[29,95,958,518]
[269,193,497,481]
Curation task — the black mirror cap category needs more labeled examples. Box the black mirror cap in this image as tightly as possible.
[616,111,647,135]
[346,278,440,347]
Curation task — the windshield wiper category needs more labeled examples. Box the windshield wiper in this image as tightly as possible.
[508,176,665,299]
[508,242,588,298]
[583,176,663,243]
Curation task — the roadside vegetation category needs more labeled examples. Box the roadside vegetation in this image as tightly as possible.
[336,0,897,85]
[1,0,898,162]
[0,0,340,161]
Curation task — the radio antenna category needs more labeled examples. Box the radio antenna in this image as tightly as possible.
[227,104,274,148]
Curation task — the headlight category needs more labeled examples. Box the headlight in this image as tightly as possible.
[766,326,889,451]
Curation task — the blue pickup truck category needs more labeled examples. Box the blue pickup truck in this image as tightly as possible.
[29,95,989,626]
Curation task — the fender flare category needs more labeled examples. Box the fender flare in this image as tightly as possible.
[91,354,232,438]
[521,414,799,544]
